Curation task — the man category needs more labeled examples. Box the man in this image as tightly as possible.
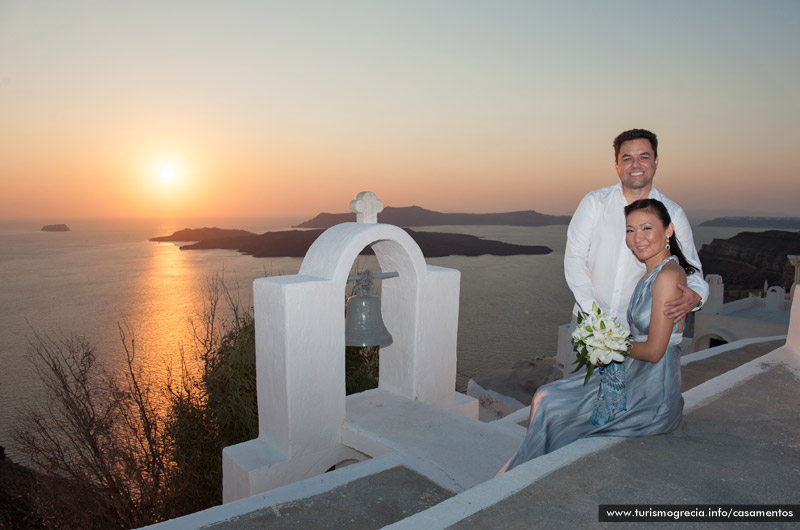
[562,129,707,367]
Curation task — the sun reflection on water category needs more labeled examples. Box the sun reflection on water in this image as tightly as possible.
[130,242,205,395]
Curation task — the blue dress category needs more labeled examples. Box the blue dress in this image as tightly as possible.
[506,256,684,471]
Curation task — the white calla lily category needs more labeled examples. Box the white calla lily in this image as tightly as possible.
[571,303,631,384]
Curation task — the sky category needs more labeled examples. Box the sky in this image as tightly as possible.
[1,1,798,221]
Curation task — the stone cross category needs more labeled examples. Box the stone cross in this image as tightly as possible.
[350,191,384,224]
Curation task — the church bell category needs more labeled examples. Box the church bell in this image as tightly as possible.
[345,270,393,347]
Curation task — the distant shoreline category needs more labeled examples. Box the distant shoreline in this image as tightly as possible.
[148,205,568,258]
[150,226,552,258]
[293,205,571,229]
[699,216,800,229]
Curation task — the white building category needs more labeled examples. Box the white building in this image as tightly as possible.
[690,275,791,351]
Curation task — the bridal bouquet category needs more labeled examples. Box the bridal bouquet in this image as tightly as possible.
[571,302,631,384]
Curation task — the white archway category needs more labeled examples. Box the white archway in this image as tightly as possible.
[222,193,464,502]
[692,328,736,351]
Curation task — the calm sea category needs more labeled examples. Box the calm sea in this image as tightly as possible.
[0,217,753,458]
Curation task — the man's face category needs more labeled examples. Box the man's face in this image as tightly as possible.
[615,138,658,191]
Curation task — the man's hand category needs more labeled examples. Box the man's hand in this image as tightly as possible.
[664,284,701,323]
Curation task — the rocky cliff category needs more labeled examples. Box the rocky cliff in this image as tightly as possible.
[698,230,800,298]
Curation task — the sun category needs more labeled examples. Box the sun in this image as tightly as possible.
[145,156,193,212]
[160,166,176,181]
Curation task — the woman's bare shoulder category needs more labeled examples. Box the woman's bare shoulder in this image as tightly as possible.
[654,260,687,288]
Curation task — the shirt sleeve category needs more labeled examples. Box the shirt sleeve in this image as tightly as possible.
[564,193,596,313]
[671,207,709,309]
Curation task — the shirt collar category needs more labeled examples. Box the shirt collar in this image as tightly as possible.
[614,182,662,204]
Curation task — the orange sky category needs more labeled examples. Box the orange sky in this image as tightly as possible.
[1,1,798,221]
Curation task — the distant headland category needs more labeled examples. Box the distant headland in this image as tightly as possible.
[293,206,571,229]
[699,229,800,299]
[699,216,800,229]
[40,224,70,232]
[150,227,256,242]
[150,227,552,258]
[149,206,567,258]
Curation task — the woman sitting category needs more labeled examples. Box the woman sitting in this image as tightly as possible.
[498,198,699,474]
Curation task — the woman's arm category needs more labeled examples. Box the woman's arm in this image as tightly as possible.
[629,265,686,363]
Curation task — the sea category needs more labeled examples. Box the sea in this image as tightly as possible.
[0,217,759,459]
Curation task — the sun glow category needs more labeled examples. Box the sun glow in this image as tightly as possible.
[135,154,199,217]
[160,166,176,181]
[149,157,185,191]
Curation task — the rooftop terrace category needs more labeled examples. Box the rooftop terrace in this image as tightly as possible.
[143,331,798,529]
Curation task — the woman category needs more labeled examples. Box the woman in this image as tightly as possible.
[498,198,699,474]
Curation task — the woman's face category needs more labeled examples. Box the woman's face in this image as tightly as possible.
[625,209,673,262]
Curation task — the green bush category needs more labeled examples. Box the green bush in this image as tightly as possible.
[345,345,380,395]
[164,314,258,512]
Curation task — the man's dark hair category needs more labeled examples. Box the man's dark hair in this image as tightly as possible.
[613,129,658,160]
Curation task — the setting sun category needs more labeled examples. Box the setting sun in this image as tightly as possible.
[128,155,201,217]
[160,166,176,181]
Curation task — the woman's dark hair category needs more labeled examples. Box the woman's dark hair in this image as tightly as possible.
[624,198,699,275]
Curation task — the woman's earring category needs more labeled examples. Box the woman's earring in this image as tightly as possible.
[665,242,671,250]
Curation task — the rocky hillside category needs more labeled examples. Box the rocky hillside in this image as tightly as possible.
[698,230,800,297]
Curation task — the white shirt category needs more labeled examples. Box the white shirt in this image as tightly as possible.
[564,183,708,323]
